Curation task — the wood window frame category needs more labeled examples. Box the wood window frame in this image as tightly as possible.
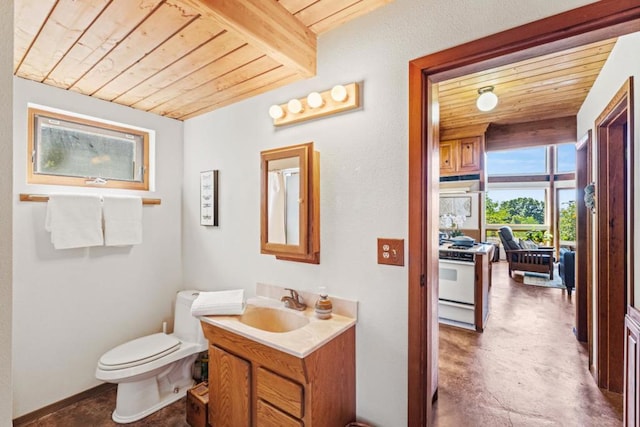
[408,2,640,425]
[27,107,150,191]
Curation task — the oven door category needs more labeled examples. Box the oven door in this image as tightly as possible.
[439,259,475,305]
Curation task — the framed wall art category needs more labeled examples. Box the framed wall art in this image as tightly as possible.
[200,170,219,226]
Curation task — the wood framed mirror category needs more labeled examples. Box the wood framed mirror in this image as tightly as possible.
[260,142,320,263]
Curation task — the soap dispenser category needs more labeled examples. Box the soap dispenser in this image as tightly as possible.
[314,287,333,319]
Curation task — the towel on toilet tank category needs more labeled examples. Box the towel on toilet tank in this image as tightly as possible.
[191,289,246,316]
[102,195,143,246]
[45,194,104,249]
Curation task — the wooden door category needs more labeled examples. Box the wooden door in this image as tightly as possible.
[210,345,251,427]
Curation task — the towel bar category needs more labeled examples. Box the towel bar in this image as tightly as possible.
[19,193,161,205]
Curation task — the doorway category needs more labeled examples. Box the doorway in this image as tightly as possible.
[595,78,634,393]
[407,2,640,425]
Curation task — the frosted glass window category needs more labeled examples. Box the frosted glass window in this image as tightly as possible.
[28,108,149,190]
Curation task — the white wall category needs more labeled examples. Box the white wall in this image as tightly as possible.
[182,0,596,424]
[0,1,13,425]
[576,32,640,371]
[12,78,185,417]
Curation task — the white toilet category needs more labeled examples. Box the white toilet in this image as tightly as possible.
[96,290,208,423]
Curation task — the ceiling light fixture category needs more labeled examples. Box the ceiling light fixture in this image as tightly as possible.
[476,86,498,112]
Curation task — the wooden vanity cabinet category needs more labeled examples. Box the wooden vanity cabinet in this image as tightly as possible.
[439,136,483,176]
[201,322,355,427]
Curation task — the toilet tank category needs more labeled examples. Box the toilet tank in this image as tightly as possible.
[173,290,206,346]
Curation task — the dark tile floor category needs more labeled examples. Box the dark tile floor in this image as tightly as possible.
[18,262,622,427]
[433,262,623,426]
[20,387,188,427]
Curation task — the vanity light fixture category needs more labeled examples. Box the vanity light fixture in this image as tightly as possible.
[330,84,348,102]
[476,86,498,112]
[268,104,285,120]
[287,98,304,114]
[306,91,324,109]
[269,82,360,126]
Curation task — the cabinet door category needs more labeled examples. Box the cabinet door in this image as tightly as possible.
[457,137,481,173]
[439,140,457,175]
[210,345,251,427]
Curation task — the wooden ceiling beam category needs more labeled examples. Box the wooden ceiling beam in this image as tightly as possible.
[485,116,577,150]
[192,0,317,77]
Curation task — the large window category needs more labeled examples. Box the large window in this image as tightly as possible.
[485,144,576,246]
[486,146,547,176]
[556,143,577,173]
[28,107,150,190]
[558,188,576,243]
[486,189,546,225]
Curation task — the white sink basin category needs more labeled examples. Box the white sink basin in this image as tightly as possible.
[238,305,310,333]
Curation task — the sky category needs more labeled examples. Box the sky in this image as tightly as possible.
[486,144,576,176]
[486,144,576,204]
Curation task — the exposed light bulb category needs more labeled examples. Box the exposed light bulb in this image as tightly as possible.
[306,92,324,109]
[476,87,498,112]
[268,104,284,120]
[287,98,303,114]
[330,85,348,102]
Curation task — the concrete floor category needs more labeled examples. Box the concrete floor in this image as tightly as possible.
[18,262,622,426]
[433,261,623,427]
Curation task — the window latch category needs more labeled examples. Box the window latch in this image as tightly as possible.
[85,177,108,185]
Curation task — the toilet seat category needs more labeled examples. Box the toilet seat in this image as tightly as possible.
[98,333,181,371]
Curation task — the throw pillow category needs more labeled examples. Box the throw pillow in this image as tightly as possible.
[518,239,538,250]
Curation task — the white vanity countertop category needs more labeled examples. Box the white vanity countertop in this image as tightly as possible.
[199,297,357,358]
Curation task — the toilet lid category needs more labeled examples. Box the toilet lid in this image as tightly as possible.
[98,333,181,370]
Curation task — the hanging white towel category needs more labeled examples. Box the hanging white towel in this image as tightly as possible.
[45,194,104,249]
[102,195,143,246]
[268,171,286,244]
[190,289,246,316]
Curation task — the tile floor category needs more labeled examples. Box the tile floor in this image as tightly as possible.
[17,262,623,426]
[433,261,623,426]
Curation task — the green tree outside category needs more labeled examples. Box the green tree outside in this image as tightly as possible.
[485,195,544,225]
[559,200,576,241]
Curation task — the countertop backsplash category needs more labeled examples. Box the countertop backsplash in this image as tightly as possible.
[256,282,358,319]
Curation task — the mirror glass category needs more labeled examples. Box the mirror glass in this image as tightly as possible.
[267,156,300,245]
[261,142,318,263]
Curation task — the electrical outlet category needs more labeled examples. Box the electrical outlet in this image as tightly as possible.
[377,238,404,266]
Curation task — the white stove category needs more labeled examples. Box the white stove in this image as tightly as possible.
[439,243,484,262]
[438,244,480,330]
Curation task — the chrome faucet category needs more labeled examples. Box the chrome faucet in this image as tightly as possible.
[281,288,307,311]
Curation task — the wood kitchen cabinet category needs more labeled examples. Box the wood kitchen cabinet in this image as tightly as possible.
[202,322,355,427]
[439,136,483,176]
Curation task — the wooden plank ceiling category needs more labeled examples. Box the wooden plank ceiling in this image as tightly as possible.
[14,0,392,121]
[437,38,618,131]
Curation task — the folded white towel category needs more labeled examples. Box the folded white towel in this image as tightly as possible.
[45,194,104,249]
[102,196,142,246]
[191,290,246,316]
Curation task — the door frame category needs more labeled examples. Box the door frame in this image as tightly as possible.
[575,131,591,345]
[595,78,634,393]
[408,2,640,425]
